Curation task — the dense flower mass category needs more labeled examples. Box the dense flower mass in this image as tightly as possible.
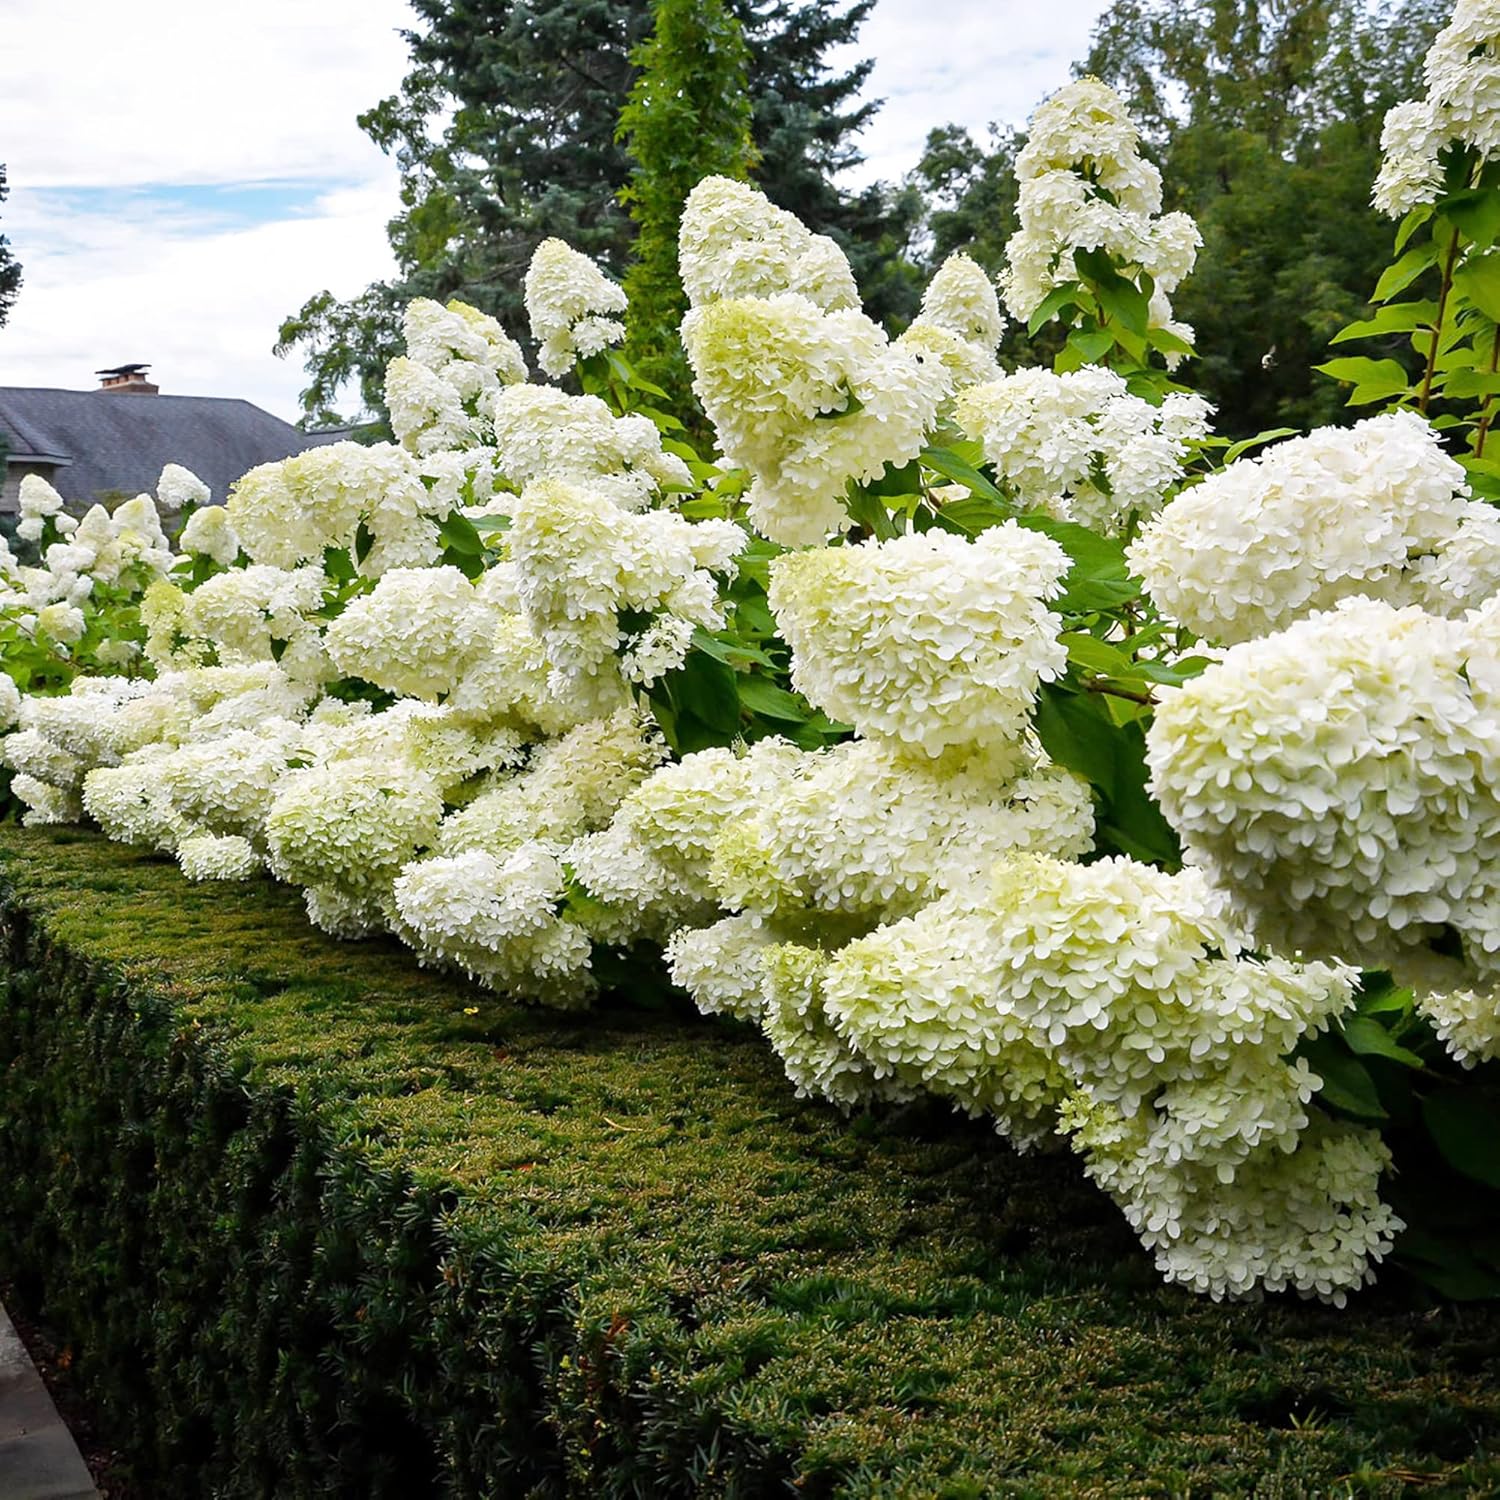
[524,238,630,378]
[768,523,1070,755]
[1000,77,1200,347]
[6,58,1498,1311]
[956,367,1212,532]
[1147,596,1500,1061]
[678,176,860,311]
[684,289,941,546]
[1373,0,1500,214]
[1128,411,1500,642]
[821,854,1394,1300]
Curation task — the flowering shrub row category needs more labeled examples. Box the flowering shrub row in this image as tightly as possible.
[4,12,1500,1304]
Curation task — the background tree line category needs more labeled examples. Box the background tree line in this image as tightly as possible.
[278,0,1453,438]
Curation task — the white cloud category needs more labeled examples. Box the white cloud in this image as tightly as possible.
[1,0,413,419]
[0,0,1111,423]
[0,0,416,189]
[1,180,399,421]
[835,0,1113,184]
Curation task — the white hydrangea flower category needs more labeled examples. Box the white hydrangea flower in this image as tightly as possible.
[324,565,498,699]
[758,941,911,1109]
[386,355,478,456]
[1372,99,1447,216]
[437,705,666,860]
[265,754,445,897]
[819,851,1387,1300]
[683,292,942,546]
[1384,948,1500,1066]
[82,761,191,852]
[36,601,86,644]
[1128,411,1495,643]
[664,914,782,1023]
[227,442,438,576]
[19,473,65,524]
[569,737,805,932]
[3,727,86,788]
[445,611,609,738]
[1147,598,1500,1022]
[1000,78,1199,341]
[1067,1096,1400,1304]
[156,463,211,512]
[178,564,325,664]
[505,477,742,696]
[489,384,693,508]
[402,297,526,387]
[156,720,305,838]
[0,674,20,732]
[304,698,525,794]
[10,772,82,826]
[679,176,860,311]
[392,843,596,1006]
[178,504,240,566]
[524,238,628,378]
[956,367,1210,532]
[177,833,263,882]
[913,252,1006,350]
[303,883,387,940]
[768,522,1070,755]
[708,738,1094,924]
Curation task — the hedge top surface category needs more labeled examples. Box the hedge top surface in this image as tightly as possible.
[3,825,1499,1497]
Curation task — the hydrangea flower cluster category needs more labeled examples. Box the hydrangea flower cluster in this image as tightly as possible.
[0,472,178,677]
[681,177,945,546]
[677,176,860,311]
[1128,411,1500,642]
[1000,78,1201,346]
[506,477,744,703]
[1373,0,1500,215]
[767,522,1071,755]
[820,855,1396,1301]
[488,384,694,509]
[955,367,1212,532]
[385,296,530,457]
[227,441,446,576]
[1148,596,1500,1061]
[894,252,1007,397]
[524,237,629,378]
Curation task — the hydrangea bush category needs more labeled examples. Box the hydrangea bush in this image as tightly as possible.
[5,48,1499,1304]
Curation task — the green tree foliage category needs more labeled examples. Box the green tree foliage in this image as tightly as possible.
[617,0,756,387]
[277,0,914,422]
[0,164,21,329]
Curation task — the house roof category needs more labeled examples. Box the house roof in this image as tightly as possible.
[0,386,324,505]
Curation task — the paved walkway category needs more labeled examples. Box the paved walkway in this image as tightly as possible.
[0,1302,98,1500]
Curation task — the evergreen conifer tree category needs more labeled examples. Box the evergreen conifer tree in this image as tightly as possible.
[277,0,909,421]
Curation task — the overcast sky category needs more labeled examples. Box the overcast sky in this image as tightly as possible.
[0,0,1108,422]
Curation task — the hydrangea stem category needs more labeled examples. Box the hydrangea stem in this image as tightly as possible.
[1418,225,1463,415]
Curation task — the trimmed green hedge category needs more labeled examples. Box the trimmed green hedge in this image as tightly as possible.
[1,828,1498,1497]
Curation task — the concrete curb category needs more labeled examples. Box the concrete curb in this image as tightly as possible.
[0,1302,99,1500]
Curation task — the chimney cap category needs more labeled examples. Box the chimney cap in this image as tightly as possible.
[95,362,151,376]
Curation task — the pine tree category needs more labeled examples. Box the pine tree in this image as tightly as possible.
[0,165,22,329]
[276,0,912,421]
[617,0,755,387]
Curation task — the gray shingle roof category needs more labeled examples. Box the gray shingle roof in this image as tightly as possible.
[0,386,322,505]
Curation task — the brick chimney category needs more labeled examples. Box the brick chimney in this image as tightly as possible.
[95,363,158,395]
